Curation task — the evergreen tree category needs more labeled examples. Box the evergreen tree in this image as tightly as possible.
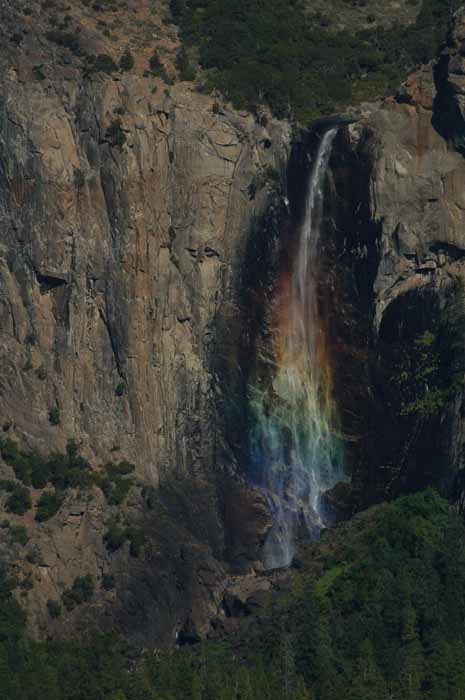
[398,604,423,700]
[348,641,389,700]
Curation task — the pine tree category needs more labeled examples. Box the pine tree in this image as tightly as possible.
[192,673,203,700]
[281,635,296,700]
[348,640,389,700]
[236,667,254,700]
[295,674,315,700]
[398,604,423,700]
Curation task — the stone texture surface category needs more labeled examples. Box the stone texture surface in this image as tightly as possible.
[352,8,465,325]
[353,83,465,331]
[0,0,286,643]
[0,72,288,480]
[325,8,465,504]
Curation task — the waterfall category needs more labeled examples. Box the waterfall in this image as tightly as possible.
[249,128,344,569]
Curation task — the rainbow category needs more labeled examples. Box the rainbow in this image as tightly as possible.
[249,129,344,568]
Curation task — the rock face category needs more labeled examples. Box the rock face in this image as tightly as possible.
[0,67,288,481]
[0,0,286,643]
[323,8,465,505]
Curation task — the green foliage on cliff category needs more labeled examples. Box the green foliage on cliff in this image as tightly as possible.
[105,119,126,148]
[119,48,134,72]
[172,0,458,120]
[97,460,135,505]
[0,436,136,523]
[104,522,145,557]
[47,599,62,619]
[2,491,465,698]
[4,486,31,516]
[62,575,95,611]
[45,30,81,56]
[35,490,63,522]
[48,407,61,426]
[0,438,94,491]
[388,279,465,419]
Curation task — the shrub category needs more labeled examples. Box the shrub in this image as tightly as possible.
[103,524,127,552]
[36,366,47,380]
[93,53,118,74]
[73,168,85,188]
[0,438,48,485]
[47,599,62,618]
[176,47,196,81]
[31,456,51,489]
[126,527,145,558]
[26,548,41,564]
[35,491,63,522]
[10,525,29,546]
[33,65,46,81]
[48,407,60,426]
[104,523,144,556]
[5,486,32,515]
[105,119,126,148]
[100,461,135,505]
[110,478,133,505]
[0,437,94,491]
[247,165,280,200]
[105,461,135,479]
[119,48,134,71]
[263,165,280,185]
[62,575,95,611]
[66,439,79,464]
[102,574,115,590]
[20,574,33,591]
[98,477,112,500]
[48,442,94,490]
[149,50,168,80]
[0,437,21,464]
[45,30,81,55]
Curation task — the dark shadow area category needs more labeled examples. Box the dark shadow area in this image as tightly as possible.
[432,52,465,155]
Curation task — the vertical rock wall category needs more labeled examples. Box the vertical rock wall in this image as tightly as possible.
[0,7,289,642]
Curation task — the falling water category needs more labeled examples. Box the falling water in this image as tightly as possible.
[249,128,344,569]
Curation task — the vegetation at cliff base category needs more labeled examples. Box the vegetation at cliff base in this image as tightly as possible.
[2,490,465,698]
[172,0,458,120]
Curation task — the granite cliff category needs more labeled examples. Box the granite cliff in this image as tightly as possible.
[325,8,465,507]
[0,0,288,643]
